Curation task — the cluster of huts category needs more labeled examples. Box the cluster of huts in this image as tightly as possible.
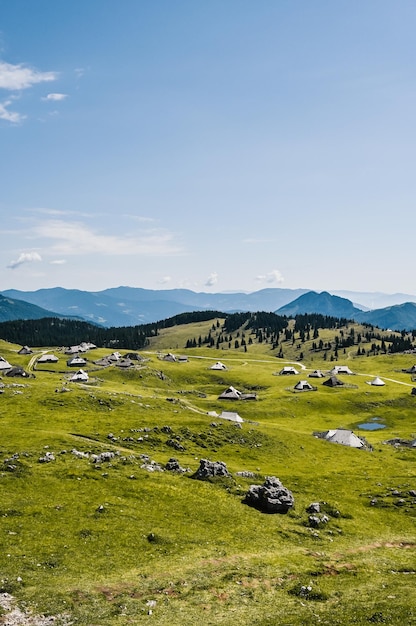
[212,361,416,449]
[3,343,415,448]
[93,351,144,368]
[276,364,389,391]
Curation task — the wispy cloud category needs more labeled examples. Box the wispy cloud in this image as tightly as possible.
[42,93,67,102]
[0,60,58,123]
[158,276,172,285]
[33,219,184,257]
[28,207,94,218]
[50,259,66,265]
[255,269,284,284]
[205,272,218,287]
[0,99,24,123]
[0,61,57,90]
[7,251,42,269]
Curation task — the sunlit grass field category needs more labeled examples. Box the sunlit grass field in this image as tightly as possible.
[0,320,415,625]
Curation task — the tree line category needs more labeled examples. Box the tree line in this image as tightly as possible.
[0,310,225,349]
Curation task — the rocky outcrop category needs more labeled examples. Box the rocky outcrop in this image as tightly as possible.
[191,459,230,480]
[165,457,188,473]
[243,476,294,513]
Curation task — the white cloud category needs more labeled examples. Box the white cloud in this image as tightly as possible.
[33,219,184,257]
[158,276,172,285]
[42,93,67,101]
[0,99,24,123]
[205,272,218,287]
[29,207,94,218]
[255,269,284,284]
[7,251,42,269]
[0,61,57,90]
[50,259,66,265]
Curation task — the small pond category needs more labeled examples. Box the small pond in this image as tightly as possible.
[358,423,386,430]
[358,417,386,431]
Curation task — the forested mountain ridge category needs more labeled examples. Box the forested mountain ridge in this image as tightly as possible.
[0,310,225,350]
[0,293,69,322]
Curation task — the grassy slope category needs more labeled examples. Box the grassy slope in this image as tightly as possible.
[0,323,415,625]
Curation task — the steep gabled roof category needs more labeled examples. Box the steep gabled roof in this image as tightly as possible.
[37,354,59,363]
[124,352,144,361]
[324,429,364,448]
[67,356,87,366]
[6,366,30,378]
[18,346,32,355]
[218,385,242,400]
[69,369,89,381]
[210,361,227,370]
[308,369,324,378]
[115,358,134,368]
[218,411,244,423]
[294,380,314,391]
[94,357,113,366]
[0,356,12,370]
[330,365,354,375]
[323,375,344,387]
[367,376,385,386]
[279,366,299,375]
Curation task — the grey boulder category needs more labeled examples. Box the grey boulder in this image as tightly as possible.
[244,476,294,514]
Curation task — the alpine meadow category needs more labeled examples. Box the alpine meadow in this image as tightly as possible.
[0,311,415,625]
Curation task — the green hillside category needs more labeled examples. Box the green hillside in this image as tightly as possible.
[0,315,415,625]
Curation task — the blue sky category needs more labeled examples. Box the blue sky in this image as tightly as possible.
[1,1,415,295]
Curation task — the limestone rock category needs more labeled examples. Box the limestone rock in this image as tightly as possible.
[244,476,294,514]
[192,459,230,480]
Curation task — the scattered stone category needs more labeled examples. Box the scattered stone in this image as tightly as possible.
[165,458,187,472]
[0,592,71,625]
[235,470,257,478]
[191,459,230,480]
[243,476,294,514]
[140,458,164,472]
[308,514,330,528]
[166,438,185,451]
[38,452,55,463]
[306,502,321,514]
[71,449,89,459]
[91,451,116,463]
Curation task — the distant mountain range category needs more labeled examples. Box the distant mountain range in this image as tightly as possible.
[1,287,309,327]
[1,287,416,331]
[0,293,66,323]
